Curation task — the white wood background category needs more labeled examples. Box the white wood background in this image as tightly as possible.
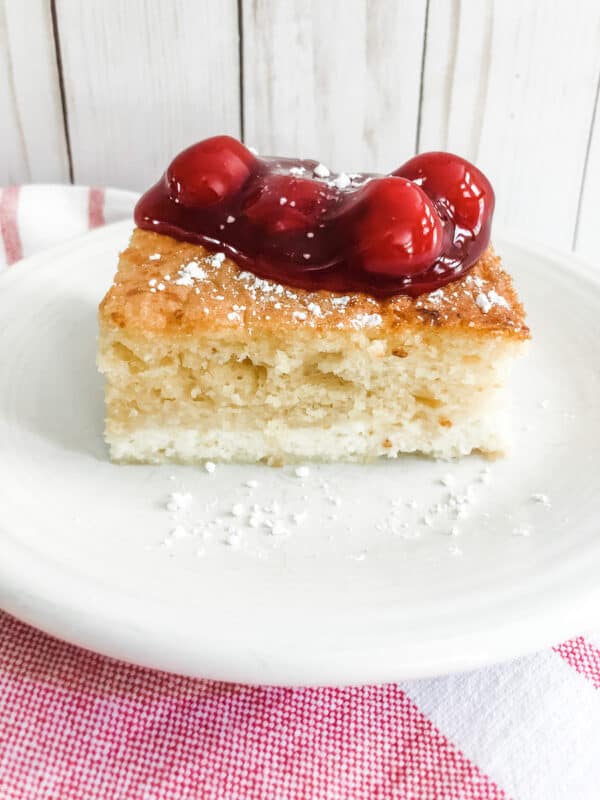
[1,0,599,259]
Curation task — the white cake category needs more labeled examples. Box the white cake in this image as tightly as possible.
[97,229,529,464]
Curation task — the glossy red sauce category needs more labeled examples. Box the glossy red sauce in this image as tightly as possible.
[135,136,494,298]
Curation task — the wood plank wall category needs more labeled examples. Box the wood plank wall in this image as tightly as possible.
[1,0,599,258]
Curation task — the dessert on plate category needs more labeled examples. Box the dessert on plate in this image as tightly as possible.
[98,136,529,464]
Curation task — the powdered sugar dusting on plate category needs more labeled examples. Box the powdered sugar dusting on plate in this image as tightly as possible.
[152,456,550,563]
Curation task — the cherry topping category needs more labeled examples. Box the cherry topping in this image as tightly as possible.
[166,135,258,208]
[354,177,444,277]
[243,174,336,234]
[135,136,495,298]
[394,152,494,237]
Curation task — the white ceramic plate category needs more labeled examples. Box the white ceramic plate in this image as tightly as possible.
[1,220,599,685]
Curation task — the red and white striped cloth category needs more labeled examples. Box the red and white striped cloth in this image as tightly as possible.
[1,184,600,799]
[0,185,136,267]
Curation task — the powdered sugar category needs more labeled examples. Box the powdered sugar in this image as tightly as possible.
[166,492,193,513]
[332,173,351,190]
[330,295,351,309]
[349,313,382,329]
[427,289,445,304]
[210,252,226,267]
[153,456,548,566]
[476,289,511,314]
[475,293,493,313]
[313,163,330,178]
[175,261,208,286]
[488,290,510,308]
[531,493,551,507]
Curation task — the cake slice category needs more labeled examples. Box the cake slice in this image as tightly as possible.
[98,137,529,464]
[98,231,528,464]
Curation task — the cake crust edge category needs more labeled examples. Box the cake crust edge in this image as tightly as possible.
[99,229,530,341]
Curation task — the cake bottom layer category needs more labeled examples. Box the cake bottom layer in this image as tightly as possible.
[106,414,509,465]
[99,319,524,465]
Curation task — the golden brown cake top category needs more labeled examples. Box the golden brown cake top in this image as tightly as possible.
[99,229,529,339]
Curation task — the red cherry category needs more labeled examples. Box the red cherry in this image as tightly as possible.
[166,135,258,207]
[355,177,444,277]
[243,174,336,233]
[393,152,494,234]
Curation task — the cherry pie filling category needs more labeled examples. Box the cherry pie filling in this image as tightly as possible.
[135,136,494,298]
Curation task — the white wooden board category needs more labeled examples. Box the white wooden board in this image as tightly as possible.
[55,0,241,190]
[0,0,69,184]
[575,81,600,261]
[0,0,599,257]
[419,0,600,251]
[242,0,427,172]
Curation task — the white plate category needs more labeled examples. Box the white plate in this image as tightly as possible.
[1,220,599,685]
